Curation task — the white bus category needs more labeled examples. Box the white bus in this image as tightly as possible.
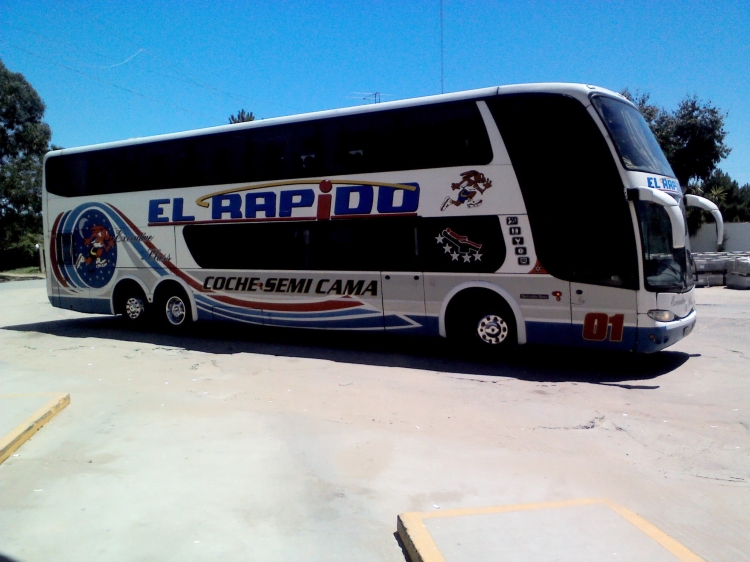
[42,83,721,352]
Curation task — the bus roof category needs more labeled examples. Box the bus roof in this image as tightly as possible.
[45,83,627,159]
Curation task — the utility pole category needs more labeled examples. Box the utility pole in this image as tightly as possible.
[440,0,444,94]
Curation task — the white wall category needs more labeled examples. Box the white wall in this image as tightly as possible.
[690,222,750,252]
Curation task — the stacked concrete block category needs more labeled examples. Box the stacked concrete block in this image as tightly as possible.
[692,252,750,288]
[693,253,727,287]
[727,257,750,289]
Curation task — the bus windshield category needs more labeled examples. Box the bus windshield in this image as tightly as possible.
[592,96,675,178]
[636,201,693,293]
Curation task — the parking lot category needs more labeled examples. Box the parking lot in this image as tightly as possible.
[0,279,748,561]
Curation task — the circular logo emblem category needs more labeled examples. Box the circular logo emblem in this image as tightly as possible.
[73,208,117,288]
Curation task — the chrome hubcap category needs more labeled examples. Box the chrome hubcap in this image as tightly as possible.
[125,297,145,320]
[477,314,508,345]
[165,296,186,326]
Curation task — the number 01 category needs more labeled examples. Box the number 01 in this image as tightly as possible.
[582,313,624,342]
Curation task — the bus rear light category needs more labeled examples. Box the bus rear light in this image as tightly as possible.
[647,309,675,322]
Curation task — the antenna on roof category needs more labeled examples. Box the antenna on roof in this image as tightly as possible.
[362,92,381,103]
[349,92,391,103]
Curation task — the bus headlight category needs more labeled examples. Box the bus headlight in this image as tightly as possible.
[647,309,675,322]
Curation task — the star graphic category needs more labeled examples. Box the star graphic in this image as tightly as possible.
[473,252,482,261]
[462,253,472,262]
[435,234,445,244]
[450,251,459,261]
[443,244,452,254]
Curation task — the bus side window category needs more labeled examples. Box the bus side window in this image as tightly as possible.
[398,102,493,171]
[45,100,492,197]
[288,122,323,179]
[333,112,385,176]
[143,143,172,190]
[251,130,289,181]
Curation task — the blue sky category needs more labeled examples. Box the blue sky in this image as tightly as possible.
[2,0,748,185]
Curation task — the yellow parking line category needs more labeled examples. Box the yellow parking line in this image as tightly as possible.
[397,498,705,562]
[603,499,705,562]
[0,393,70,465]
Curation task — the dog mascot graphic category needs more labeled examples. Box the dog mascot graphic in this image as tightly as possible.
[441,170,493,211]
[77,224,115,268]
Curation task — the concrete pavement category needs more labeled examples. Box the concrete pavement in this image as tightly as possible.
[0,280,747,561]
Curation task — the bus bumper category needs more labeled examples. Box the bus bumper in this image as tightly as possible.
[635,310,697,353]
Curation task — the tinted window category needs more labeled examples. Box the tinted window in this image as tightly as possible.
[592,96,674,177]
[183,219,417,272]
[46,101,492,197]
[636,201,693,293]
[486,93,638,289]
[183,215,505,273]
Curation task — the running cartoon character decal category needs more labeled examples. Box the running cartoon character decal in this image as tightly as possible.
[77,225,115,268]
[435,228,483,263]
[441,170,493,211]
[72,208,118,288]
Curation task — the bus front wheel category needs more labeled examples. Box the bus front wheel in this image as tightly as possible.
[447,291,517,352]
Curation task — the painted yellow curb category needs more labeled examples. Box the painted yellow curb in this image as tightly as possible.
[0,393,70,465]
[397,498,705,562]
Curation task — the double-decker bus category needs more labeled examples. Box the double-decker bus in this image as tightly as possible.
[42,83,721,352]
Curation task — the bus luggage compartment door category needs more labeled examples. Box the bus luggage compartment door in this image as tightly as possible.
[570,283,637,350]
[381,272,426,334]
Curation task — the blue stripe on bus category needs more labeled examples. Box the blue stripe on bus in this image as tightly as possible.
[196,292,432,331]
[58,296,111,314]
[527,320,638,350]
[526,321,573,346]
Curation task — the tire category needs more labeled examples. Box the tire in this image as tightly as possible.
[156,285,192,330]
[448,293,517,353]
[115,283,148,326]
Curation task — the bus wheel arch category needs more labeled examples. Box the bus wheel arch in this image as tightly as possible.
[153,278,195,328]
[112,278,150,324]
[439,282,526,345]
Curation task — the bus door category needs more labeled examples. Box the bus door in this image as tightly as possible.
[380,219,427,334]
[570,283,638,350]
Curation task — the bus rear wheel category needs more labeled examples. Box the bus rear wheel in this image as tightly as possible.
[114,282,148,326]
[156,284,192,330]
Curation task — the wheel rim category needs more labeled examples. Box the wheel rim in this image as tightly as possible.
[165,296,187,326]
[476,314,509,345]
[125,297,145,320]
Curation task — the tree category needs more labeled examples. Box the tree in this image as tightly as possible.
[700,170,750,223]
[228,109,255,124]
[621,90,730,187]
[0,59,52,269]
[622,89,748,236]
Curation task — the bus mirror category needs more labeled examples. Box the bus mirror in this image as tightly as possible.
[628,187,685,250]
[665,205,686,249]
[685,194,724,249]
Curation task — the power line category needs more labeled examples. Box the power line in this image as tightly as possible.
[56,3,265,109]
[0,38,216,120]
[1,17,299,119]
[0,20,233,93]
[97,48,144,69]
